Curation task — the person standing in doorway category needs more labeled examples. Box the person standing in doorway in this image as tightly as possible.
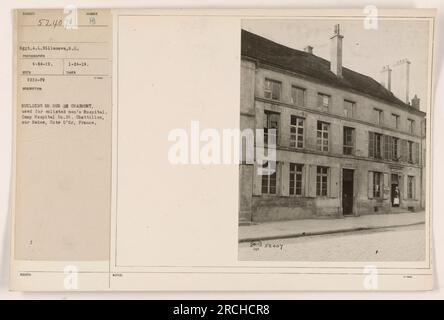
[393,186,400,207]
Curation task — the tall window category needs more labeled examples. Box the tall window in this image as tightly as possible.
[264,111,279,146]
[316,166,329,196]
[317,121,329,152]
[290,116,304,148]
[289,163,303,196]
[375,133,382,158]
[264,79,281,101]
[383,135,391,160]
[407,175,414,199]
[408,141,414,163]
[369,132,383,159]
[261,162,277,195]
[343,127,354,155]
[373,172,382,198]
[343,100,355,118]
[408,119,415,134]
[392,137,399,161]
[392,113,400,129]
[291,86,305,106]
[374,108,383,125]
[318,93,330,112]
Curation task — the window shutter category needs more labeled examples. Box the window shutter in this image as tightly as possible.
[414,142,420,164]
[301,165,306,196]
[384,136,392,160]
[414,176,420,200]
[403,174,408,200]
[305,118,316,151]
[281,162,289,197]
[400,140,407,162]
[368,132,374,158]
[300,89,305,106]
[307,165,317,197]
[329,167,339,198]
[382,135,386,159]
[368,171,374,199]
[252,163,262,196]
[383,173,389,199]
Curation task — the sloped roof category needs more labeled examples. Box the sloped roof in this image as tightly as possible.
[241,29,417,111]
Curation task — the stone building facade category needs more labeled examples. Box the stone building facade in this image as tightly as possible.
[239,27,426,223]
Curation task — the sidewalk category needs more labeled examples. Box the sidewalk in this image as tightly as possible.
[239,211,425,243]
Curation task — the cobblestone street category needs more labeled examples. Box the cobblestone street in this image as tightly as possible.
[239,224,425,261]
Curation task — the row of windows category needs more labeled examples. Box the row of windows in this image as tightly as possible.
[263,111,420,163]
[373,108,416,134]
[261,163,329,196]
[368,132,419,164]
[263,78,418,134]
[261,163,417,200]
[370,172,416,200]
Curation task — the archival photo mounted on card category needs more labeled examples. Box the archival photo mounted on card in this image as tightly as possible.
[10,8,435,291]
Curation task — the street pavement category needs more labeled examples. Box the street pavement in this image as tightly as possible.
[239,211,425,242]
[238,224,425,261]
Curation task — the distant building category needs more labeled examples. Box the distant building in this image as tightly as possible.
[239,26,426,223]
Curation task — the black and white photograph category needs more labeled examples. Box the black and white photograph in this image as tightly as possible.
[238,18,431,262]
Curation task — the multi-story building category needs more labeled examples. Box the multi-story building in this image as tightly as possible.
[239,26,426,223]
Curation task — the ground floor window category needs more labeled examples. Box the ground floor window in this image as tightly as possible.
[316,166,329,196]
[261,162,277,194]
[373,171,382,198]
[289,163,303,196]
[407,175,415,199]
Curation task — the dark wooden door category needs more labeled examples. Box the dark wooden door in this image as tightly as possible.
[342,169,354,216]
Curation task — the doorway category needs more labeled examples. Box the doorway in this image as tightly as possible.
[391,173,400,207]
[342,169,354,216]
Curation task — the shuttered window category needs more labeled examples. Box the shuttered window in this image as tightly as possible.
[414,142,420,164]
[392,114,400,129]
[318,93,330,112]
[369,132,375,158]
[264,79,281,101]
[374,108,383,125]
[408,141,414,163]
[408,119,415,134]
[400,139,408,162]
[383,135,392,160]
[344,100,355,118]
[368,131,382,158]
[392,137,400,161]
[373,172,382,198]
[291,86,305,106]
[407,176,414,199]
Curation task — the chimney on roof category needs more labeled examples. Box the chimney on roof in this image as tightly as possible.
[330,24,343,77]
[304,45,313,54]
[391,58,411,104]
[411,94,420,109]
[380,65,392,91]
